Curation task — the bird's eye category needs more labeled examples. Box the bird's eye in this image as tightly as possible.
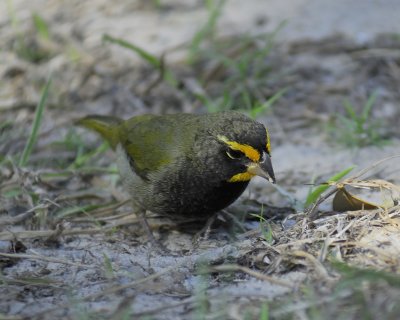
[226,149,243,159]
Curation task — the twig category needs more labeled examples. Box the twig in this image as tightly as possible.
[307,187,338,220]
[143,53,167,95]
[290,251,331,280]
[209,264,295,288]
[0,252,96,269]
[132,296,196,317]
[276,237,326,249]
[350,154,400,180]
[0,205,41,227]
[0,215,141,241]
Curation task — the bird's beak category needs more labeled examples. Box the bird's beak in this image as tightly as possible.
[247,151,276,184]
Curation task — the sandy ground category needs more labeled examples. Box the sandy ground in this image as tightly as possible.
[1,0,400,319]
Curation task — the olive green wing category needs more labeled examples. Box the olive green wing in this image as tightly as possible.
[118,114,192,179]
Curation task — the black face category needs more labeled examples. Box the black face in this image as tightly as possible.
[215,116,271,182]
[223,147,250,173]
[226,148,245,160]
[194,111,273,183]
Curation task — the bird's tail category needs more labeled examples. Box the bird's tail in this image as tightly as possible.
[76,115,122,149]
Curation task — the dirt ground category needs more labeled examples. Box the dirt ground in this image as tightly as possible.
[1,1,400,319]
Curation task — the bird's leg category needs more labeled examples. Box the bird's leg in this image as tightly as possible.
[220,210,247,233]
[138,210,156,243]
[192,213,218,246]
[192,210,247,246]
[137,209,169,253]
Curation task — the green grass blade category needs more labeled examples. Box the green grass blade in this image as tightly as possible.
[343,99,358,122]
[254,20,287,62]
[19,77,52,167]
[304,166,355,207]
[249,87,287,119]
[6,0,19,31]
[259,303,269,320]
[103,34,177,87]
[32,13,49,40]
[68,141,109,170]
[362,90,378,121]
[189,0,226,63]
[54,203,107,220]
[102,34,160,68]
[0,120,13,131]
[337,114,355,131]
[102,253,115,279]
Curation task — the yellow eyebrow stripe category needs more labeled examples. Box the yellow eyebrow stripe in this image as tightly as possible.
[218,135,260,162]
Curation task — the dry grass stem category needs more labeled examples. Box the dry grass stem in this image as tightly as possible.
[210,264,295,288]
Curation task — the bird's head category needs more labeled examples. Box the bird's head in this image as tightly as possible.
[201,112,276,185]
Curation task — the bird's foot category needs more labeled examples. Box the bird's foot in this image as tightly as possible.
[138,210,171,254]
[192,213,218,247]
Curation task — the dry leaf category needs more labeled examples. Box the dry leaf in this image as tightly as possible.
[332,179,400,212]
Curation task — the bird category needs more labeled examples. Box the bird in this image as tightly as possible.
[77,111,275,227]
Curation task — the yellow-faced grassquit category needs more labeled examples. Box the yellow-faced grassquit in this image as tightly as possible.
[78,111,275,222]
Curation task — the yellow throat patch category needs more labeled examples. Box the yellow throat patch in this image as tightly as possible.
[228,171,255,182]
